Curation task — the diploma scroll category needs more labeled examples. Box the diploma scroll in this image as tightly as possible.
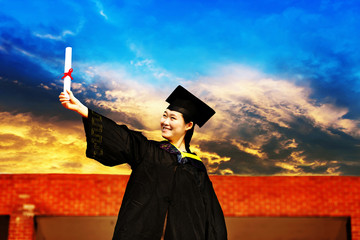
[63,47,72,98]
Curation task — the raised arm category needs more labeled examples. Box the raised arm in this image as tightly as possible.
[59,90,88,118]
[59,90,150,168]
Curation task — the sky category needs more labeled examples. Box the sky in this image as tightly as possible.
[0,0,359,176]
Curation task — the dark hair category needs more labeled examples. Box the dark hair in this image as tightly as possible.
[182,113,195,153]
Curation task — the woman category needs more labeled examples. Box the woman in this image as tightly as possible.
[59,85,227,240]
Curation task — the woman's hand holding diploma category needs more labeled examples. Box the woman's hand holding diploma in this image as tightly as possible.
[59,90,89,118]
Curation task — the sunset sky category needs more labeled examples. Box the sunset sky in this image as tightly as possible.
[0,0,359,175]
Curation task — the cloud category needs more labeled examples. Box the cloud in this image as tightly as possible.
[92,0,108,20]
[1,29,359,176]
[34,30,75,41]
[74,63,359,176]
[63,63,360,176]
[78,63,170,131]
[0,16,85,120]
[0,111,131,174]
[1,0,359,176]
[32,15,85,42]
[244,4,360,121]
[195,65,359,137]
[182,65,360,175]
[100,10,108,20]
[128,43,172,81]
[0,16,65,75]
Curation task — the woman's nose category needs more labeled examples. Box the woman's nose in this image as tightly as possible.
[162,118,170,125]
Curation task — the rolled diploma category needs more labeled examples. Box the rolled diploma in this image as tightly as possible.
[63,47,72,98]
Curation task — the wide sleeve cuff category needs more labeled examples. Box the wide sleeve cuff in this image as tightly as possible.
[82,109,104,159]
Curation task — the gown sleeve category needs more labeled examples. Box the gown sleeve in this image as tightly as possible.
[82,109,149,169]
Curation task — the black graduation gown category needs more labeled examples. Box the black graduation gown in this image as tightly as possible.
[83,110,227,240]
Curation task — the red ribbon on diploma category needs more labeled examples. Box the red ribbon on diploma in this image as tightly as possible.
[62,68,73,80]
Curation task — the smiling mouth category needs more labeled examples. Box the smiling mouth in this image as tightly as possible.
[162,127,171,131]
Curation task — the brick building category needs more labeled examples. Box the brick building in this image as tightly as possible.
[0,174,359,239]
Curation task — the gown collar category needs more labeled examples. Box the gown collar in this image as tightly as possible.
[158,141,202,162]
[159,140,207,172]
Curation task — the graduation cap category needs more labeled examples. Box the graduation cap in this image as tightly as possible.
[166,85,215,128]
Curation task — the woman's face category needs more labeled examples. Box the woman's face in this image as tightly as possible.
[160,109,193,143]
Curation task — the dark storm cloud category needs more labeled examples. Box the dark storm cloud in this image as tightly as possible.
[198,103,360,176]
[278,116,360,163]
[198,139,283,175]
[337,163,360,176]
[194,72,360,176]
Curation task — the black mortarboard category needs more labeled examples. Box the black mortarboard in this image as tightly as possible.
[166,85,215,128]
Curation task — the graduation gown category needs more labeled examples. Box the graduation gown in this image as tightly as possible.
[83,110,227,240]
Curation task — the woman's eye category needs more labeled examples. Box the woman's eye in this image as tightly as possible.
[171,117,176,120]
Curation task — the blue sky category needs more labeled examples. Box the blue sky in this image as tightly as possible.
[0,0,359,175]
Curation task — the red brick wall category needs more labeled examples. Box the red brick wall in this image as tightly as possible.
[1,174,359,239]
